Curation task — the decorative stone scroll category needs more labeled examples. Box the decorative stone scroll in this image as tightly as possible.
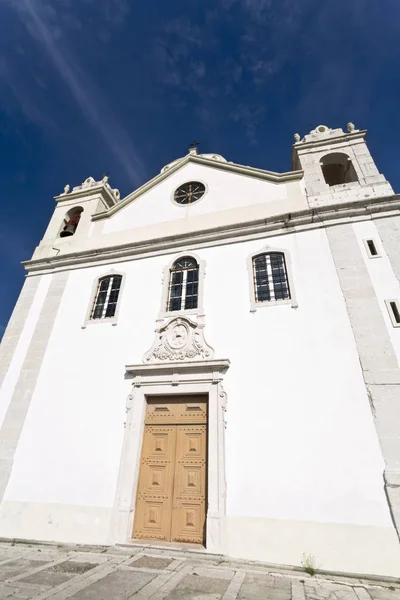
[143,317,214,363]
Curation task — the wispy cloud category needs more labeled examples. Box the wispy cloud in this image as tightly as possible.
[1,0,146,186]
[231,103,266,145]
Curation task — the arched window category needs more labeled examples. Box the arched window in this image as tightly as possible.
[252,252,290,303]
[60,207,83,237]
[90,275,122,320]
[167,256,199,312]
[320,153,358,186]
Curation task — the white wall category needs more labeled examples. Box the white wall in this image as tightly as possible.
[2,227,399,572]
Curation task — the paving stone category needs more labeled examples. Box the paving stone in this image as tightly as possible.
[164,593,221,600]
[69,569,157,599]
[243,572,292,589]
[369,589,400,600]
[0,582,16,597]
[192,567,235,581]
[0,559,49,580]
[162,574,229,599]
[18,569,73,586]
[49,560,98,575]
[0,542,394,600]
[305,581,359,599]
[238,582,291,600]
[131,556,173,570]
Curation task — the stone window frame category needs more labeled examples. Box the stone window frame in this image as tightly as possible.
[158,251,206,321]
[363,238,382,259]
[82,269,126,328]
[170,180,209,208]
[384,299,400,328]
[247,245,298,312]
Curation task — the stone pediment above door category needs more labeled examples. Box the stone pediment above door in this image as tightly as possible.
[143,317,214,363]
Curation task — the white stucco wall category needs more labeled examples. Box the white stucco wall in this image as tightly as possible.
[1,226,399,574]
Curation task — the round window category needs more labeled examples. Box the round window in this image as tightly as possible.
[174,182,205,205]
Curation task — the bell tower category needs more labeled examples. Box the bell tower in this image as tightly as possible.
[292,123,394,207]
[32,176,120,260]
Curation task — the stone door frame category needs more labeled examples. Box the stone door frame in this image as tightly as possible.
[109,359,229,554]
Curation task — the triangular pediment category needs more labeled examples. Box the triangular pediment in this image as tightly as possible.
[92,154,303,222]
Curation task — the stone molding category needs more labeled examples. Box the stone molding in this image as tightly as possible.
[125,359,230,387]
[143,317,214,363]
[111,358,230,551]
[22,194,400,275]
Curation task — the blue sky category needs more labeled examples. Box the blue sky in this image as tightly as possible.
[1,0,400,334]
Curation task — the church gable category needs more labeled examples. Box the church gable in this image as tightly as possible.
[102,157,305,235]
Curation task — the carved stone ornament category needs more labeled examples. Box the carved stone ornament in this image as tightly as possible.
[143,317,214,363]
[72,176,98,192]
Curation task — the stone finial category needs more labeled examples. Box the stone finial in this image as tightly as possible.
[347,122,355,133]
[63,184,70,194]
[102,175,109,184]
[293,133,301,143]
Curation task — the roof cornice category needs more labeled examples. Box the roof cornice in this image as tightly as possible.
[293,130,367,152]
[54,183,118,209]
[23,194,400,275]
[91,155,304,221]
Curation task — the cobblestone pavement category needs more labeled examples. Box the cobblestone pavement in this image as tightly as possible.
[0,542,398,600]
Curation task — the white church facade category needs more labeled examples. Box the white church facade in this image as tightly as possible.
[1,123,400,577]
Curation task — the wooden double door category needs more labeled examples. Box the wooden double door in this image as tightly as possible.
[133,396,207,544]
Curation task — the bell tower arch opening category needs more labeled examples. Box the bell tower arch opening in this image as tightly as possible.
[59,206,83,237]
[320,152,358,186]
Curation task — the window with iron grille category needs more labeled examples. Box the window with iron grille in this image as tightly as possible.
[167,257,199,312]
[253,252,290,303]
[90,275,122,320]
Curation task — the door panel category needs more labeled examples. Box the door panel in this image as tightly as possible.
[171,425,207,543]
[133,426,176,541]
[175,399,207,424]
[146,396,207,425]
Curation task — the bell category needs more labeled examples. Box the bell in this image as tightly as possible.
[60,224,77,237]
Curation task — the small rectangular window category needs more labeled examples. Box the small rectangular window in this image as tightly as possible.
[363,238,381,258]
[367,240,377,256]
[385,299,400,327]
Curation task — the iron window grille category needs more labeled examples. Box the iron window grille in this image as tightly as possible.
[167,257,199,312]
[253,252,291,303]
[174,182,205,205]
[90,275,122,320]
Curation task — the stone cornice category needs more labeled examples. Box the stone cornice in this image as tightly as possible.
[293,130,367,152]
[125,359,230,386]
[22,194,400,274]
[91,155,304,221]
[54,184,117,208]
